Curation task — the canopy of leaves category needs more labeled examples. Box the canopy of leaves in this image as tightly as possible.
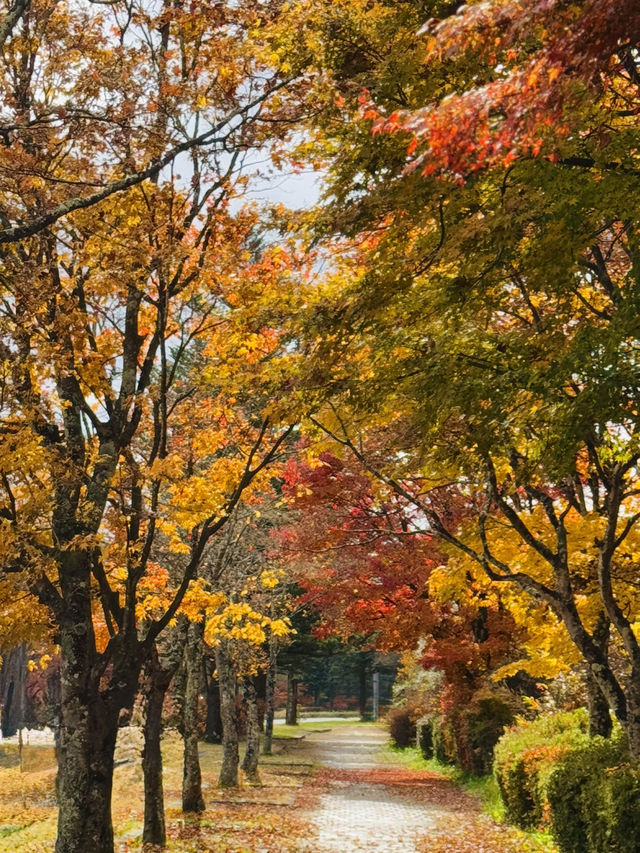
[281,0,640,741]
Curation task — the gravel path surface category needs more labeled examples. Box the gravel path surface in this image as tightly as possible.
[308,725,453,853]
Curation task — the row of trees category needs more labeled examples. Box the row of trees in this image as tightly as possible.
[0,0,304,849]
[277,0,640,755]
[2,0,640,849]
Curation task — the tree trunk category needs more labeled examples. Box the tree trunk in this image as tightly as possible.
[55,551,140,853]
[204,657,223,744]
[56,715,119,853]
[255,672,266,731]
[359,652,368,721]
[285,671,298,726]
[171,654,186,732]
[585,611,612,738]
[563,611,640,757]
[586,669,613,738]
[552,598,630,745]
[262,645,277,756]
[142,651,173,847]
[241,677,260,784]
[216,641,239,788]
[182,622,205,813]
[624,669,640,760]
[0,644,27,737]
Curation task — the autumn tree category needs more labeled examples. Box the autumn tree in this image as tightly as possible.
[0,0,296,244]
[202,496,291,788]
[0,194,292,850]
[279,451,522,711]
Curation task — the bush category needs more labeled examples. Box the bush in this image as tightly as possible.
[388,705,418,748]
[493,708,590,828]
[434,715,457,764]
[547,731,640,853]
[416,713,457,763]
[598,763,640,852]
[458,695,515,775]
[417,716,434,759]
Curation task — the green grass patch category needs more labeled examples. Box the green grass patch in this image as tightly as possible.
[272,719,377,738]
[274,710,362,720]
[0,827,24,838]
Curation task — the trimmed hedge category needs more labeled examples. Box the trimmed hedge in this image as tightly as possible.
[435,717,456,764]
[547,732,640,853]
[416,714,456,764]
[435,715,456,764]
[417,695,513,774]
[459,695,514,775]
[493,709,590,828]
[495,708,640,851]
[388,705,418,748]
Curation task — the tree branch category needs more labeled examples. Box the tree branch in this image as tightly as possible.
[0,78,294,244]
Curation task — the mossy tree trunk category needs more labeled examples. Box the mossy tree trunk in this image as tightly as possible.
[241,677,260,784]
[585,613,613,738]
[56,704,120,853]
[54,551,142,853]
[216,640,239,788]
[182,622,205,813]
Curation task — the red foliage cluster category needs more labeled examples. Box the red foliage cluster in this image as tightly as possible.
[370,0,640,178]
[431,0,640,81]
[279,452,444,650]
[278,453,521,698]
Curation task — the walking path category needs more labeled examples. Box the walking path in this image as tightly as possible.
[306,725,472,853]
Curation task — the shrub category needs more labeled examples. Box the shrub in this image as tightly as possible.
[388,705,418,748]
[416,713,457,763]
[458,695,515,775]
[433,715,457,764]
[597,762,640,852]
[493,708,589,828]
[417,716,434,759]
[547,731,639,853]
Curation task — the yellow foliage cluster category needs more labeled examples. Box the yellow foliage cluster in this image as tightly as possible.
[204,601,291,648]
[428,500,640,681]
[259,569,281,589]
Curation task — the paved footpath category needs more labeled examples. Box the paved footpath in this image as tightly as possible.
[306,725,472,853]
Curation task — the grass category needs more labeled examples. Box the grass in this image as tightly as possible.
[272,718,377,739]
[274,709,362,720]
